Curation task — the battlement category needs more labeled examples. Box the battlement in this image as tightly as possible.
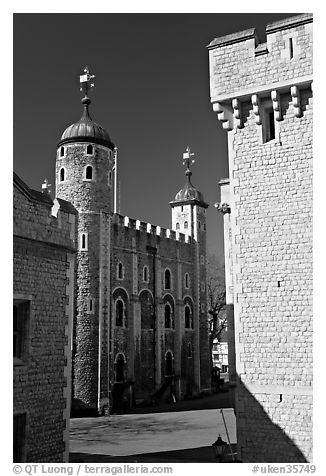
[208,13,312,110]
[112,213,191,243]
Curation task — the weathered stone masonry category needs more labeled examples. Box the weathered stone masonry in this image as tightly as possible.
[54,85,211,415]
[13,173,76,462]
[208,14,313,462]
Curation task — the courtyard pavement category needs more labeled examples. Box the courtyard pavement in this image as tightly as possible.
[70,391,237,463]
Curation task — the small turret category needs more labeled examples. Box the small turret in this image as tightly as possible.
[170,146,208,241]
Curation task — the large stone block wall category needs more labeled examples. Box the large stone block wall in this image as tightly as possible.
[109,215,209,401]
[208,14,313,462]
[13,176,75,462]
[208,14,312,103]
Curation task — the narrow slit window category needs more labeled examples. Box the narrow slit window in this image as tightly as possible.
[143,266,148,282]
[185,273,190,289]
[185,305,192,329]
[80,233,88,251]
[117,262,124,280]
[289,38,294,59]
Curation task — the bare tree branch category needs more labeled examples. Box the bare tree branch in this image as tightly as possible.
[206,254,227,371]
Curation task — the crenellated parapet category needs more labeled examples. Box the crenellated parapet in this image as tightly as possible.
[208,14,312,132]
[112,213,192,244]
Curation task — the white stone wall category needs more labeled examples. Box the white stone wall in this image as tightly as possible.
[209,14,313,462]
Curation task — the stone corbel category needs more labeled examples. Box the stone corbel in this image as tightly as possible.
[251,94,261,125]
[271,90,282,121]
[213,102,233,131]
[291,86,301,118]
[232,98,243,129]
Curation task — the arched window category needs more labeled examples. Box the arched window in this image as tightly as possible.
[164,269,171,290]
[185,305,192,329]
[59,167,65,182]
[176,223,180,230]
[143,266,149,282]
[117,262,124,280]
[184,221,188,229]
[140,289,153,329]
[85,165,93,180]
[164,304,172,329]
[116,299,124,326]
[60,146,65,157]
[86,144,93,155]
[165,351,174,376]
[187,342,192,358]
[115,354,125,382]
[185,273,190,289]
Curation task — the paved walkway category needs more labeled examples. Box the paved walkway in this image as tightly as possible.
[70,392,237,463]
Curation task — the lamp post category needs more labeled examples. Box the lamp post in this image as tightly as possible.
[212,434,227,462]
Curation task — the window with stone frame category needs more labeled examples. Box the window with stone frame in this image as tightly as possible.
[86,144,93,155]
[59,167,66,182]
[13,300,30,364]
[176,222,180,230]
[85,165,93,180]
[115,299,124,327]
[143,265,149,283]
[80,233,88,251]
[117,262,124,280]
[184,272,190,289]
[13,412,26,462]
[184,221,188,229]
[164,303,173,329]
[164,269,171,290]
[261,100,276,143]
[185,305,193,329]
[86,297,94,314]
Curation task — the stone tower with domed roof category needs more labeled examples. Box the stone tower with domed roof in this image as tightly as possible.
[55,69,211,415]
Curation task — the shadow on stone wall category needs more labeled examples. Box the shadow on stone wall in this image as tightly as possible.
[236,379,309,462]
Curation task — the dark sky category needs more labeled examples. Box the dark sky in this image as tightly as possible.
[13,13,295,262]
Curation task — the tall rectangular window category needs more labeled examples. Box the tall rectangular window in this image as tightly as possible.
[262,107,275,143]
[13,413,26,462]
[289,38,294,59]
[80,233,88,251]
[13,300,30,363]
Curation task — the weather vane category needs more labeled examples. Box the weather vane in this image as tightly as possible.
[182,146,195,171]
[79,66,95,97]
